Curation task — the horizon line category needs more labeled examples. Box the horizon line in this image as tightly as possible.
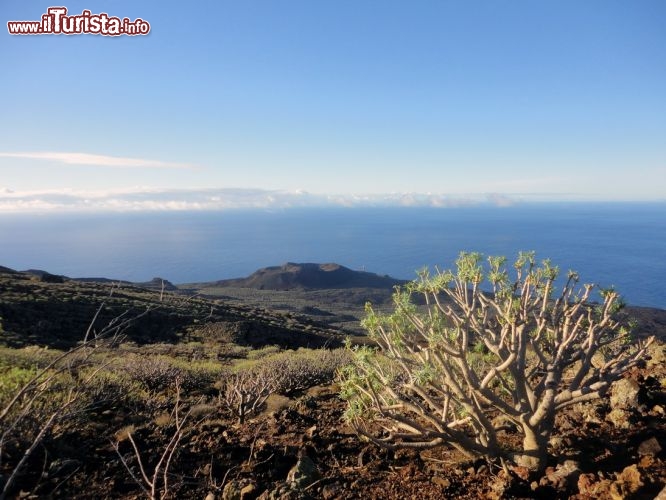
[0,187,664,213]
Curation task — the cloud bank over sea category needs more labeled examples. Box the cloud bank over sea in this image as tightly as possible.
[0,187,521,213]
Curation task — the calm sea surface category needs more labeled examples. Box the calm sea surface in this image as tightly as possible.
[0,203,664,308]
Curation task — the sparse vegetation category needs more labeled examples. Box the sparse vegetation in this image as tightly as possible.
[113,379,204,500]
[0,266,664,498]
[263,348,352,395]
[0,298,144,499]
[340,252,655,472]
[219,347,351,423]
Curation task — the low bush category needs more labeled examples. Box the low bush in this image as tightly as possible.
[263,348,351,395]
[219,368,276,424]
[218,347,351,423]
[111,354,223,399]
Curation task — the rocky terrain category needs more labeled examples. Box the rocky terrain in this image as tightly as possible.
[40,357,666,500]
[0,264,664,499]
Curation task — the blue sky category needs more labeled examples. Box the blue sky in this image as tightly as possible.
[1,1,665,211]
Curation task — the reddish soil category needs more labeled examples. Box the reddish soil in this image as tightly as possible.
[20,351,663,500]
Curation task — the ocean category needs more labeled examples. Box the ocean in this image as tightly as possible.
[0,203,664,308]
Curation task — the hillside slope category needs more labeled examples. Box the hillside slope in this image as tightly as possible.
[0,269,343,349]
[202,262,406,290]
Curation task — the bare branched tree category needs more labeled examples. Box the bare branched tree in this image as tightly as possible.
[220,369,277,425]
[113,379,202,500]
[340,251,654,471]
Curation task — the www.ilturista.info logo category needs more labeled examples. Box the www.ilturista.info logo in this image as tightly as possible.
[7,7,150,36]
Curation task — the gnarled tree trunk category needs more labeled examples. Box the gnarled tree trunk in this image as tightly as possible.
[515,423,549,471]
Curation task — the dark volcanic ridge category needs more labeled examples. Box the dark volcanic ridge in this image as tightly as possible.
[6,262,405,292]
[0,267,344,350]
[74,276,178,291]
[2,263,665,343]
[0,265,177,291]
[203,262,406,290]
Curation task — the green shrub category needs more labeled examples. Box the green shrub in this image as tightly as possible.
[246,344,282,360]
[111,354,222,398]
[263,348,351,395]
[218,348,351,423]
[340,251,654,472]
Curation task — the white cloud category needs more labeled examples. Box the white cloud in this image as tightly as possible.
[0,152,194,169]
[0,187,519,213]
